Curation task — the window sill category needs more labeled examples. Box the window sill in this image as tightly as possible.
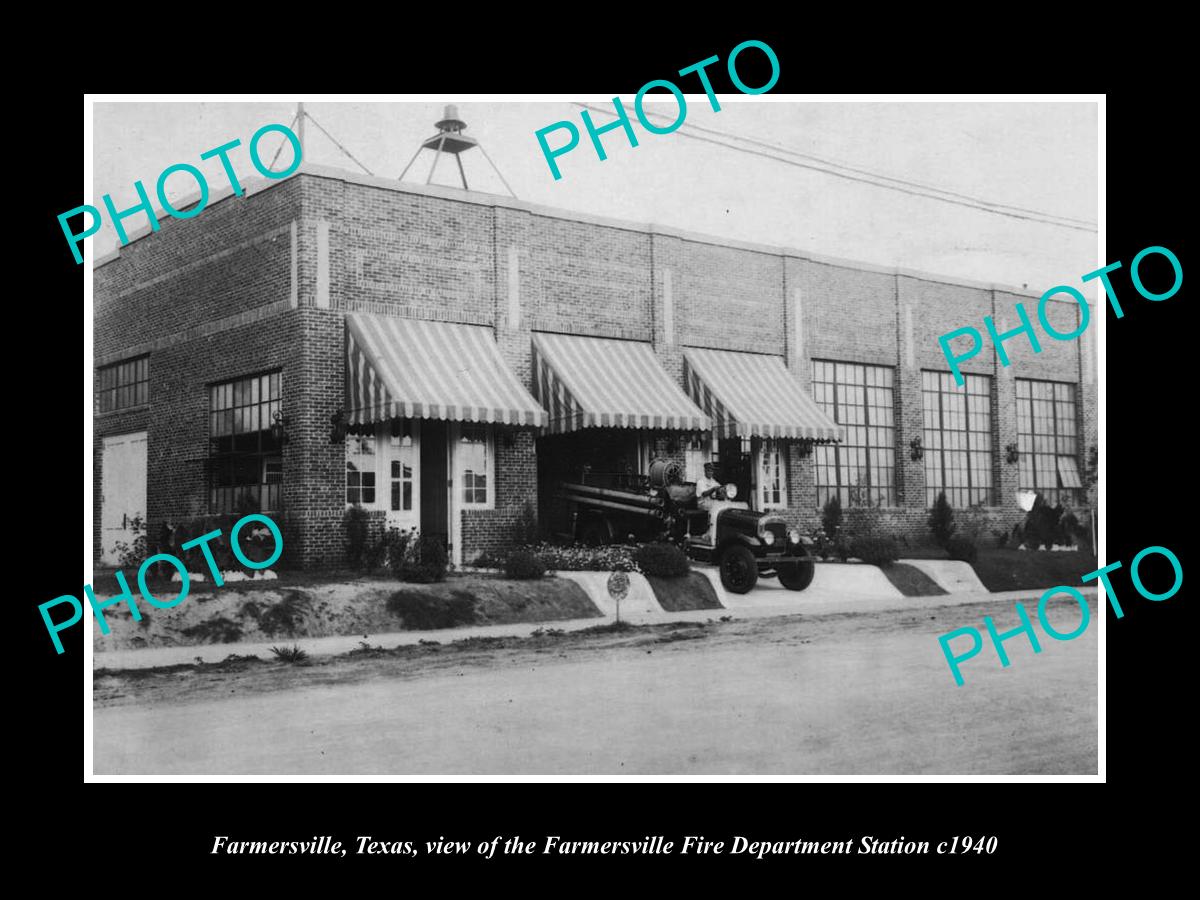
[96,403,151,417]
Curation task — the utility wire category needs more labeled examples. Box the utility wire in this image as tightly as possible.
[626,106,1099,229]
[574,102,1097,234]
[304,109,375,176]
[268,113,300,171]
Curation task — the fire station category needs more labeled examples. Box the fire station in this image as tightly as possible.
[93,111,1097,569]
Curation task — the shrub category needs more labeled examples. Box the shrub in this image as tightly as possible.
[821,496,844,545]
[181,617,243,644]
[956,505,989,544]
[343,505,371,568]
[634,542,691,578]
[398,533,449,584]
[946,536,978,564]
[1059,510,1085,550]
[1023,494,1065,549]
[850,536,899,568]
[928,491,956,549]
[386,590,476,629]
[503,549,548,580]
[362,527,411,573]
[254,591,311,637]
[806,527,851,562]
[113,515,148,569]
[519,542,639,573]
[384,528,413,572]
[470,550,503,569]
[269,644,308,663]
[515,500,540,546]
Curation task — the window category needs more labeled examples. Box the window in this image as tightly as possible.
[922,371,994,507]
[209,371,282,513]
[683,435,716,483]
[1016,379,1080,506]
[812,361,896,507]
[98,356,149,412]
[389,433,414,512]
[757,440,787,509]
[458,424,491,506]
[345,434,377,505]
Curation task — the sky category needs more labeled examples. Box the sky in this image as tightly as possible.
[91,99,1098,291]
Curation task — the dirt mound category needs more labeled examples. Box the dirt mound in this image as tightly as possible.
[93,576,601,651]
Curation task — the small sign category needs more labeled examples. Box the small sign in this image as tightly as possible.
[607,571,630,601]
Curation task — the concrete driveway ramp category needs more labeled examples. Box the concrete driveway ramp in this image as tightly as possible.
[901,559,988,593]
[554,571,664,619]
[697,562,903,609]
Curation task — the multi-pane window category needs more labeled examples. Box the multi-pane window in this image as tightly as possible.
[209,371,282,513]
[812,361,896,507]
[459,424,490,506]
[922,371,994,508]
[389,432,414,512]
[98,356,149,412]
[684,436,707,483]
[757,440,787,509]
[346,434,377,505]
[1016,379,1081,506]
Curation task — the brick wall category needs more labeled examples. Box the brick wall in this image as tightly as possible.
[94,170,1095,568]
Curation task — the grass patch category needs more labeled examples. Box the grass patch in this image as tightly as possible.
[881,563,948,597]
[241,591,312,637]
[385,578,601,630]
[386,590,478,630]
[269,644,308,663]
[969,548,1098,592]
[180,617,243,644]
[646,571,723,612]
[577,620,637,635]
[899,545,1098,592]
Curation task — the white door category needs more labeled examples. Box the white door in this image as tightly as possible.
[383,422,421,533]
[101,431,147,566]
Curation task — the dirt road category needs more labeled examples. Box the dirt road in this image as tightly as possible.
[93,597,1098,775]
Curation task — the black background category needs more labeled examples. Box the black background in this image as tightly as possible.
[17,23,1187,882]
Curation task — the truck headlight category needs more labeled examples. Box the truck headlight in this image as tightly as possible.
[762,531,775,546]
[788,528,801,544]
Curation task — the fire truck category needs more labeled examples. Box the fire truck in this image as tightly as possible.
[557,459,815,594]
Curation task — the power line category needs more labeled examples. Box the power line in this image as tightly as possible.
[304,109,375,177]
[574,103,1097,234]
[267,113,300,172]
[633,107,1099,229]
[672,111,1098,229]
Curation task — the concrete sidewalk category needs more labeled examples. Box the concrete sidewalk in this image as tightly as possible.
[92,584,1094,672]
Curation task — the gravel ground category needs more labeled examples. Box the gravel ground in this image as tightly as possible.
[93,595,1098,776]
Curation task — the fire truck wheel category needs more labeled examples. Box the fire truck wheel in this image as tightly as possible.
[778,558,815,591]
[719,545,758,594]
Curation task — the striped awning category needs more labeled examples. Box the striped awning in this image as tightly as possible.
[345,313,547,427]
[683,347,843,441]
[532,332,710,434]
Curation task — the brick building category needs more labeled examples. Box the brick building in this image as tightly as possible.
[93,162,1097,569]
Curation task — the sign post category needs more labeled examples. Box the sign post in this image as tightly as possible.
[606,570,630,624]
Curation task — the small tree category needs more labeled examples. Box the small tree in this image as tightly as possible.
[821,495,844,544]
[928,491,956,549]
[343,504,370,569]
[515,500,539,546]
